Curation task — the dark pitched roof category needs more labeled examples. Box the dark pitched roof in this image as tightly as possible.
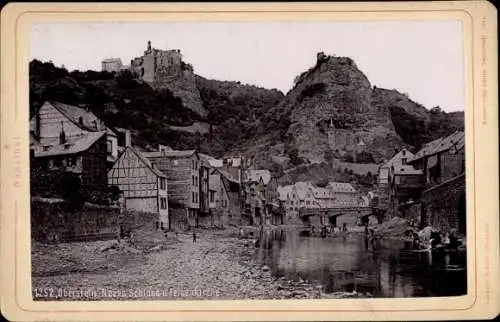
[409,131,465,162]
[34,131,106,157]
[216,168,239,184]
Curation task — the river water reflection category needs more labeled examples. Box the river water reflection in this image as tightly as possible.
[254,228,467,297]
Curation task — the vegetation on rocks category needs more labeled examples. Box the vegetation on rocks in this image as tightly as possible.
[30,52,463,184]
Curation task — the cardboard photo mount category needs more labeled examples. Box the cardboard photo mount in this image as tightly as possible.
[1,1,498,321]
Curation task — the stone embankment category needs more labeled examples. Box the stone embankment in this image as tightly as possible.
[32,228,369,301]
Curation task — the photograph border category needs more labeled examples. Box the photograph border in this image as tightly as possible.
[1,2,498,321]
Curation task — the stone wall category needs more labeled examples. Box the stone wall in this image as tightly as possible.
[399,202,422,227]
[169,206,189,231]
[31,198,120,242]
[421,174,466,234]
[336,213,359,228]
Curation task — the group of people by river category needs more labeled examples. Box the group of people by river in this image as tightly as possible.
[403,228,464,252]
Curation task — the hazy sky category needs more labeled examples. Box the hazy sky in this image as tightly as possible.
[31,21,464,112]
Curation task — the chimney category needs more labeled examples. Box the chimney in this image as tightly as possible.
[59,121,66,145]
[34,112,41,139]
[125,130,131,147]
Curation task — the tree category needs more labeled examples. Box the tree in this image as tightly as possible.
[315,178,328,187]
[324,148,335,165]
[271,163,284,178]
[62,172,85,209]
[288,147,301,166]
[107,185,122,204]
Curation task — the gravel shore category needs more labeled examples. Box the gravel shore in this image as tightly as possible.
[32,228,369,301]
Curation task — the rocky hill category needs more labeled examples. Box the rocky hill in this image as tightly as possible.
[28,60,283,156]
[230,53,464,176]
[29,52,464,187]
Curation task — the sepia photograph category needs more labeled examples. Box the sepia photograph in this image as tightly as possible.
[28,20,467,301]
[1,2,498,321]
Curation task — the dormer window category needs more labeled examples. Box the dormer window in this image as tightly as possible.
[42,145,51,151]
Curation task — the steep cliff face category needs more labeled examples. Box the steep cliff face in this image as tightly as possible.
[30,54,464,181]
[231,52,464,175]
[153,65,207,117]
[283,54,406,164]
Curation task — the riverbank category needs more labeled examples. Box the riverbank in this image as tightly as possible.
[32,228,371,301]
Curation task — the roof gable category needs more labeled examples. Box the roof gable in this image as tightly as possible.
[110,146,166,178]
[277,185,293,200]
[46,101,117,136]
[246,169,271,185]
[381,148,415,169]
[294,181,315,200]
[132,148,166,178]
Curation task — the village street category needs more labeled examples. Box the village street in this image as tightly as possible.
[32,228,371,301]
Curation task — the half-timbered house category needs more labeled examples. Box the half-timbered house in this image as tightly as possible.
[107,146,169,228]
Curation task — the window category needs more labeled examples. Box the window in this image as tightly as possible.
[401,158,407,165]
[192,160,195,169]
[192,192,195,203]
[107,140,112,155]
[210,191,215,203]
[159,178,166,190]
[160,197,167,209]
[66,156,76,167]
[192,175,195,186]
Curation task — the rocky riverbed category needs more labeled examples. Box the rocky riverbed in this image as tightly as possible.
[32,228,370,301]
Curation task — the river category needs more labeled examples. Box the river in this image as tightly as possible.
[254,228,467,298]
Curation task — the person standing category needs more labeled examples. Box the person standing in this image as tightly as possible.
[193,231,197,243]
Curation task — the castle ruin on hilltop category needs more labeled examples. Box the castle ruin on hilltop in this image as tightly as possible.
[101,41,194,83]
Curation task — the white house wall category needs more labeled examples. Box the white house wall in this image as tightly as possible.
[35,102,87,139]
